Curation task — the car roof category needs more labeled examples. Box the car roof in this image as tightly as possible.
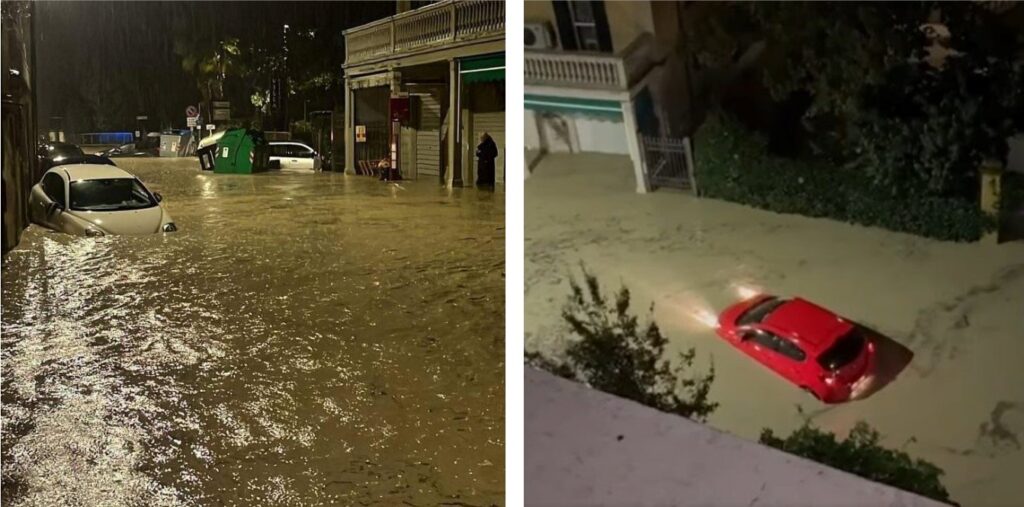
[54,164,134,181]
[761,298,853,352]
[268,141,310,146]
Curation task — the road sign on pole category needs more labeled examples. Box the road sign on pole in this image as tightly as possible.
[206,124,215,131]
[185,105,199,117]
[186,117,198,127]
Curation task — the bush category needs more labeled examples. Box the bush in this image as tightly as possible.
[693,113,993,242]
[761,422,955,504]
[525,266,717,422]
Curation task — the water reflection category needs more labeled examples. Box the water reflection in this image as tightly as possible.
[2,158,505,505]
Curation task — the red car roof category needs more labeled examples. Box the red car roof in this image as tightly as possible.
[762,298,853,353]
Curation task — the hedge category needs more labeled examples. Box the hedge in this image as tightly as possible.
[692,113,993,242]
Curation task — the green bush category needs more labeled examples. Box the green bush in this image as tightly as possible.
[693,113,992,242]
[761,422,954,504]
[526,265,718,422]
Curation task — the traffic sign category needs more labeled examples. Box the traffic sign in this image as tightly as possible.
[185,105,199,117]
[206,124,215,131]
[186,116,198,127]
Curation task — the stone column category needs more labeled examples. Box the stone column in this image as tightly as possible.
[981,158,1004,243]
[447,59,460,187]
[344,82,355,174]
[980,159,1003,216]
[621,99,650,194]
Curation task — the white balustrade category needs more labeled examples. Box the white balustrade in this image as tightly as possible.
[346,0,504,66]
[525,33,657,91]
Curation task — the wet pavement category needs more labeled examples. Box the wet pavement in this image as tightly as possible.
[2,158,504,506]
[526,153,1024,507]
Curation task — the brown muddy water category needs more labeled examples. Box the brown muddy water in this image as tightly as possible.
[527,153,1024,507]
[2,158,505,506]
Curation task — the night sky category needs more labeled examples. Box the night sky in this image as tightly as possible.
[35,1,394,135]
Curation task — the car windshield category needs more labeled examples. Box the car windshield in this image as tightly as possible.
[817,330,866,371]
[737,297,786,326]
[69,178,156,211]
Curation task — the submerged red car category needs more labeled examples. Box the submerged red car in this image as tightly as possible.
[716,295,876,403]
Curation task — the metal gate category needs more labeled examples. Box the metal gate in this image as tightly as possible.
[641,135,695,191]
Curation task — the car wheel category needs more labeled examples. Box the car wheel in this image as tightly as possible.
[801,386,821,400]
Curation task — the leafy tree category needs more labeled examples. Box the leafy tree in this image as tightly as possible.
[685,2,1024,200]
[526,266,718,422]
[761,422,954,504]
[851,4,1024,199]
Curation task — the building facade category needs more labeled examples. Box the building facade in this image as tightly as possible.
[524,0,693,193]
[342,0,505,187]
[2,0,37,256]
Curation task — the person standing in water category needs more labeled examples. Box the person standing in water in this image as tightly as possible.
[475,132,497,187]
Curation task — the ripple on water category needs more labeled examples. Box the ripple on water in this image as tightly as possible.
[2,159,505,505]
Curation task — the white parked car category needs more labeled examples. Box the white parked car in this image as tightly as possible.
[268,141,322,170]
[29,164,177,236]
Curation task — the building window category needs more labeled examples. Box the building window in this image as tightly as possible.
[553,1,612,53]
[568,1,600,51]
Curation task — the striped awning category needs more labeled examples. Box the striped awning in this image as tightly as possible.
[524,94,623,119]
[460,54,504,84]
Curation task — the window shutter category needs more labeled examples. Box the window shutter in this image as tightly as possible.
[552,1,579,51]
[592,1,613,53]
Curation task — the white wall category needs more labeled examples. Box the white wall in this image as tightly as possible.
[525,109,541,150]
[528,110,630,156]
[527,369,952,507]
[576,116,629,155]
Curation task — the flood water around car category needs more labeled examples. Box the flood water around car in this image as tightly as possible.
[1,158,505,505]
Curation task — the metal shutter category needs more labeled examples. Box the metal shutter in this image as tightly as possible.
[416,89,443,177]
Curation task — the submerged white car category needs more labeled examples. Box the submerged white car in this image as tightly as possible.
[268,141,322,170]
[29,164,177,236]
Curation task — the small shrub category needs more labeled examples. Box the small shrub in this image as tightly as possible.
[526,266,717,422]
[694,113,992,242]
[761,422,955,504]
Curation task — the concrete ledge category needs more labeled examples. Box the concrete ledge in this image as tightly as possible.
[526,368,950,507]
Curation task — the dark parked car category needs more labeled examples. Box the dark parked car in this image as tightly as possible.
[38,142,86,174]
[98,143,158,158]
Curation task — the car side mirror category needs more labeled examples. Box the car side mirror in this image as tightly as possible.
[153,192,163,203]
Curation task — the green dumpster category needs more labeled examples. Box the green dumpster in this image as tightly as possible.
[212,129,271,174]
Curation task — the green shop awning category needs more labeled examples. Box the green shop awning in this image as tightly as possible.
[524,94,623,120]
[460,54,504,84]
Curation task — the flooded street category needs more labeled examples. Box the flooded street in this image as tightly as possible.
[2,158,504,505]
[526,153,1024,507]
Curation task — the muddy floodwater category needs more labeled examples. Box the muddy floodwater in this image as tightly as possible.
[527,153,1024,507]
[2,158,504,506]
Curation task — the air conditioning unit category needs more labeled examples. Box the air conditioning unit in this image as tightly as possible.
[525,22,557,50]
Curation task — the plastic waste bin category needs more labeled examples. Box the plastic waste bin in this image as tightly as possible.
[212,129,270,174]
